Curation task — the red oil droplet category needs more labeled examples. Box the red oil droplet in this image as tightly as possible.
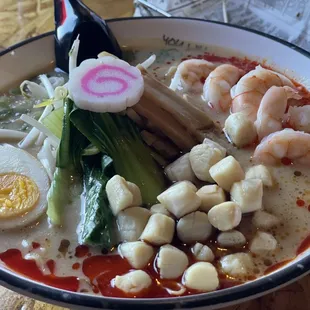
[82,255,130,297]
[166,61,171,65]
[0,249,79,292]
[202,53,259,72]
[218,274,244,289]
[32,242,40,250]
[281,157,292,166]
[283,118,294,129]
[264,259,293,275]
[75,245,89,258]
[93,287,100,294]
[297,234,310,255]
[200,76,206,84]
[72,262,80,270]
[296,199,305,207]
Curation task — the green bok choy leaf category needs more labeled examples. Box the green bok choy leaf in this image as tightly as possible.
[47,98,88,225]
[80,155,116,248]
[70,109,166,205]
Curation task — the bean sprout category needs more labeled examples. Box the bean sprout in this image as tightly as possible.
[69,35,80,75]
[37,138,56,180]
[19,104,53,149]
[20,80,48,99]
[49,76,65,89]
[20,114,60,146]
[54,86,68,100]
[39,74,55,98]
[0,129,27,142]
[162,282,186,296]
[140,54,156,69]
[35,132,46,146]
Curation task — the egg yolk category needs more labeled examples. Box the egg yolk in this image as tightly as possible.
[0,174,40,218]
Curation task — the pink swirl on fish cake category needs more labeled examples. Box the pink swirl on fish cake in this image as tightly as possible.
[81,64,138,97]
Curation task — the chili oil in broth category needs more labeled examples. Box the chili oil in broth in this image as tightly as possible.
[0,41,309,297]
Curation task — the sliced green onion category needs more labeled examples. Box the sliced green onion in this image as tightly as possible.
[41,107,64,139]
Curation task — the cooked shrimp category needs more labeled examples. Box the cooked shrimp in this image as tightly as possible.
[169,59,216,93]
[254,86,301,140]
[231,66,295,121]
[202,64,244,111]
[253,128,310,166]
[287,105,310,133]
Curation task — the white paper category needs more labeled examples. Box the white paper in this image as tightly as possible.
[134,0,310,52]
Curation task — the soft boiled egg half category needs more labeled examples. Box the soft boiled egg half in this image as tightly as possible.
[0,144,49,230]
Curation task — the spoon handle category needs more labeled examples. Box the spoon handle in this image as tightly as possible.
[54,0,83,41]
[54,0,122,72]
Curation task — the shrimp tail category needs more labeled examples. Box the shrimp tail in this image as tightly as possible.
[283,86,302,100]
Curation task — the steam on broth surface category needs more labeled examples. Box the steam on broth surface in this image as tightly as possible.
[0,40,309,298]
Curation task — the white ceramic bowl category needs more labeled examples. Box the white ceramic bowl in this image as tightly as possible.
[0,17,309,310]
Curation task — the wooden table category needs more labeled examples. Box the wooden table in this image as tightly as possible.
[0,1,309,309]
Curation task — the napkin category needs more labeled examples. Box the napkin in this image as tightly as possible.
[134,0,310,51]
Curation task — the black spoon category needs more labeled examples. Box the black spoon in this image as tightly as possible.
[54,0,123,73]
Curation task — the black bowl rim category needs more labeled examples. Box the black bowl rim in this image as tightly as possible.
[0,16,309,310]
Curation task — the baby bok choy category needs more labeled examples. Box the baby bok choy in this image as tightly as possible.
[47,98,88,225]
[79,155,116,248]
[70,108,166,205]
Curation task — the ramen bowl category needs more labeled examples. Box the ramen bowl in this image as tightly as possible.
[0,17,309,310]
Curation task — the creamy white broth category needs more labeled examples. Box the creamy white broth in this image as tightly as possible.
[135,44,310,271]
[0,43,310,296]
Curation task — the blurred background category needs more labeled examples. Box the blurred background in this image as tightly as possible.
[0,0,134,51]
[1,0,309,52]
